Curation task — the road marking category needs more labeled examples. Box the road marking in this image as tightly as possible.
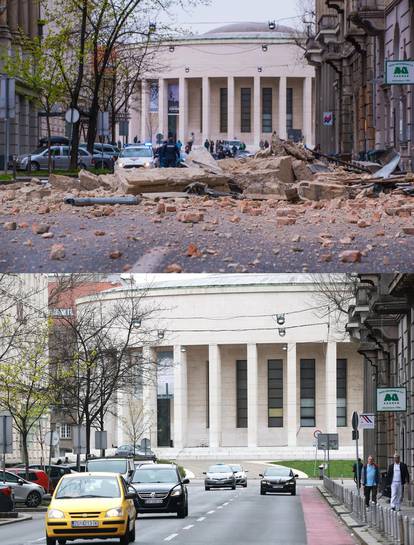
[164,534,179,541]
[207,510,215,514]
[223,502,229,505]
[217,505,223,509]
[197,516,206,522]
[182,524,194,530]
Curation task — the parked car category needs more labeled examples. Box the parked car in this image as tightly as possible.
[131,463,189,518]
[203,464,236,490]
[1,470,44,507]
[79,143,116,169]
[259,466,297,495]
[115,444,156,461]
[92,143,120,159]
[133,460,156,469]
[230,464,248,487]
[0,483,14,512]
[45,472,136,545]
[15,146,90,171]
[114,146,155,171]
[7,467,50,493]
[85,457,135,484]
[25,464,73,491]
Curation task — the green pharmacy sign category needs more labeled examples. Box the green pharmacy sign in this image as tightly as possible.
[377,387,407,412]
[385,61,414,85]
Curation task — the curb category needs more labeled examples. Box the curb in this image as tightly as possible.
[0,514,33,526]
[317,486,391,545]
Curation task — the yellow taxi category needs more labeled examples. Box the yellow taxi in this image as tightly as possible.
[45,472,136,545]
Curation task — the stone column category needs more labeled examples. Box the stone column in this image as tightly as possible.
[325,342,337,433]
[278,76,287,140]
[202,77,210,142]
[142,346,158,447]
[158,78,166,140]
[208,344,221,448]
[29,0,39,39]
[247,343,258,448]
[173,345,188,450]
[286,343,297,446]
[140,80,148,142]
[228,76,235,139]
[303,77,313,146]
[178,77,188,145]
[7,0,18,33]
[253,76,261,147]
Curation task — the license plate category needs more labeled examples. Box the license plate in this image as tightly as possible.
[272,485,283,489]
[145,499,163,504]
[72,520,99,527]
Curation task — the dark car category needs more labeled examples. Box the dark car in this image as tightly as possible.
[203,464,236,490]
[259,466,297,495]
[0,483,14,512]
[131,463,189,518]
[21,464,73,491]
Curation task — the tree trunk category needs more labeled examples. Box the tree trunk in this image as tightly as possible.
[69,120,81,171]
[21,432,30,479]
[46,109,52,175]
[86,96,100,154]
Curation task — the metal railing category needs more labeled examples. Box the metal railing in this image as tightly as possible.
[324,476,414,544]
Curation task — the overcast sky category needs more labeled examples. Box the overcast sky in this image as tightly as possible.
[166,0,301,34]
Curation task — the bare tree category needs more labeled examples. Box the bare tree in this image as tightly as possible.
[119,396,149,455]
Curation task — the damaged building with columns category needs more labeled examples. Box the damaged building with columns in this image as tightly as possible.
[76,275,363,460]
[305,0,414,169]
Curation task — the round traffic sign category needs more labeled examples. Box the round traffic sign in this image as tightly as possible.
[313,429,322,438]
[352,411,359,431]
[65,107,80,124]
[45,431,59,446]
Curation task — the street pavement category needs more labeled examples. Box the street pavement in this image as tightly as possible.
[0,482,358,545]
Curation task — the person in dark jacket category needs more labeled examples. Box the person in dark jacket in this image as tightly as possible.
[164,137,180,167]
[352,458,363,488]
[204,139,210,150]
[361,455,380,507]
[387,453,410,511]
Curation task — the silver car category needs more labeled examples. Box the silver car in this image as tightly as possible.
[2,470,44,507]
[16,145,91,171]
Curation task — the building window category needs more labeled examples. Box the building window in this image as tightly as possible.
[59,423,71,440]
[268,359,283,427]
[262,88,273,133]
[236,360,248,428]
[220,88,228,133]
[337,359,347,427]
[300,359,315,427]
[240,88,251,133]
[286,87,293,131]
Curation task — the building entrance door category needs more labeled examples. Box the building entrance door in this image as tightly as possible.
[168,115,177,140]
[157,398,171,446]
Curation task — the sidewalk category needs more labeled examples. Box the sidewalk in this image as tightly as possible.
[0,514,32,527]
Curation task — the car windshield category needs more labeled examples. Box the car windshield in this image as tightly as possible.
[264,467,292,477]
[120,147,152,158]
[87,460,127,473]
[208,465,232,473]
[230,465,242,472]
[56,476,120,499]
[132,468,177,483]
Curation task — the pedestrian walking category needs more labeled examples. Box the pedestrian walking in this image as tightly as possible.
[387,453,410,511]
[204,138,210,150]
[176,139,183,151]
[164,136,180,167]
[259,139,265,150]
[264,139,269,149]
[209,140,214,154]
[352,458,363,489]
[361,455,379,507]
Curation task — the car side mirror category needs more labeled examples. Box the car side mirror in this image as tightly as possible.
[233,471,237,474]
[18,479,24,485]
[126,486,137,499]
[245,470,248,473]
[259,474,263,478]
[294,474,299,478]
[182,478,190,485]
[202,472,206,475]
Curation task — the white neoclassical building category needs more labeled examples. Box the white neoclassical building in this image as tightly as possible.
[77,275,362,459]
[128,23,315,149]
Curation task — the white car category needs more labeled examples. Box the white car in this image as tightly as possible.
[114,146,154,171]
[230,464,248,487]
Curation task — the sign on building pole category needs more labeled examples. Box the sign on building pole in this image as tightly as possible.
[141,437,150,456]
[317,433,339,478]
[95,431,107,451]
[352,411,360,496]
[377,388,407,412]
[359,413,375,429]
[385,61,414,85]
[0,412,13,482]
[65,108,80,170]
[0,77,16,175]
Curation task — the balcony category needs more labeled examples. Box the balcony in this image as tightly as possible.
[348,0,385,36]
[326,0,345,12]
[316,14,341,44]
[304,36,324,66]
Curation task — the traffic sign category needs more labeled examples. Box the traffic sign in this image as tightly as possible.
[65,108,80,124]
[0,413,13,454]
[45,431,59,447]
[95,430,107,450]
[359,413,375,429]
[313,429,322,438]
[317,433,339,450]
[73,425,87,454]
[352,411,359,431]
[0,77,15,119]
[141,437,150,453]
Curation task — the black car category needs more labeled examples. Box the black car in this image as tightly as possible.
[20,464,73,491]
[131,463,189,518]
[259,466,297,495]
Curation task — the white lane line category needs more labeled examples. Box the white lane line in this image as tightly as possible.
[223,502,229,506]
[197,516,206,522]
[164,533,179,541]
[207,510,215,514]
[217,505,223,509]
[182,524,194,530]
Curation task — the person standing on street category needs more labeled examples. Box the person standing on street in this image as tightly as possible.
[352,458,363,489]
[387,453,410,511]
[361,455,379,507]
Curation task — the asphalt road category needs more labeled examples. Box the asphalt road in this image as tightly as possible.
[1,482,308,545]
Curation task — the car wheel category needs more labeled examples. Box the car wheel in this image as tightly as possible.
[129,522,136,542]
[119,520,130,545]
[291,489,296,496]
[185,502,189,517]
[205,486,210,491]
[232,485,236,490]
[260,489,266,495]
[46,537,56,545]
[177,504,187,518]
[25,490,41,507]
[58,540,67,545]
[243,483,247,488]
[28,161,40,172]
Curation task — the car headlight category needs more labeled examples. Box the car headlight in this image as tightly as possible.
[48,509,64,519]
[105,507,123,518]
[170,488,182,496]
[144,162,150,168]
[261,480,269,485]
[117,161,124,167]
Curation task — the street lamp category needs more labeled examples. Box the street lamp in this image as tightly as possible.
[278,328,286,337]
[276,314,285,325]
[257,66,263,73]
[157,329,165,340]
[149,22,156,33]
[169,45,175,52]
[132,316,141,328]
[262,44,268,52]
[185,67,190,73]
[268,20,276,30]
